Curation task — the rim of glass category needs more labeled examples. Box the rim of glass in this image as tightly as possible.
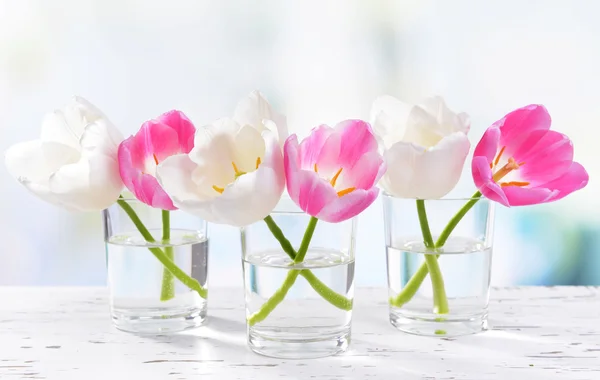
[382,191,486,202]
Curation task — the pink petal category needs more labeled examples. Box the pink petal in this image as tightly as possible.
[516,130,573,186]
[542,162,589,202]
[284,134,302,201]
[295,170,339,217]
[130,121,180,168]
[473,126,501,163]
[496,104,551,157]
[344,151,386,190]
[157,110,196,154]
[334,119,378,169]
[284,133,338,217]
[118,139,136,190]
[132,173,177,210]
[316,188,379,223]
[472,156,510,207]
[502,186,553,206]
[298,124,334,169]
[118,133,177,210]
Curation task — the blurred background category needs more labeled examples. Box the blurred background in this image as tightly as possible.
[0,0,598,287]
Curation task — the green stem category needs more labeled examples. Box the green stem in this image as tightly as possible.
[294,217,318,263]
[435,191,482,248]
[248,217,323,326]
[389,192,482,308]
[160,210,175,301]
[263,216,297,260]
[262,216,353,311]
[248,270,301,326]
[116,197,207,299]
[416,199,448,314]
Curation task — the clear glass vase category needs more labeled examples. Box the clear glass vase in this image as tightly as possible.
[103,198,209,334]
[241,200,356,359]
[383,194,495,337]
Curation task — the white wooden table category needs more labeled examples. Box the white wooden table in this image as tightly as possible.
[0,287,599,380]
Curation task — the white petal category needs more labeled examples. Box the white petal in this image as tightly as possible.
[79,119,123,158]
[370,95,412,148]
[191,118,239,187]
[233,90,288,144]
[49,152,123,211]
[381,132,470,199]
[40,96,109,149]
[157,154,220,221]
[212,165,283,226]
[415,96,470,135]
[232,125,265,173]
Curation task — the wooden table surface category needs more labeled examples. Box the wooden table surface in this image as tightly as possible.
[0,287,599,380]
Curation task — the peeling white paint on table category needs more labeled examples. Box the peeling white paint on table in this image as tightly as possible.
[0,287,599,380]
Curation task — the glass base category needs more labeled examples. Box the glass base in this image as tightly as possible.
[112,305,207,334]
[248,327,351,359]
[390,310,488,337]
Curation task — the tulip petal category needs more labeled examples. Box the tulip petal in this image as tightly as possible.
[501,186,553,206]
[473,126,501,164]
[157,110,196,154]
[542,162,589,202]
[49,153,124,211]
[415,96,470,135]
[382,132,470,199]
[40,96,106,149]
[317,188,379,223]
[370,95,412,148]
[496,104,551,157]
[472,156,510,207]
[232,125,265,173]
[343,151,386,190]
[233,90,288,144]
[335,119,379,169]
[403,97,470,148]
[517,130,574,186]
[298,124,335,169]
[133,121,180,166]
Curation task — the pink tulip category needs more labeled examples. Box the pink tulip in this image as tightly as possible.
[284,120,386,222]
[118,110,196,210]
[472,104,588,207]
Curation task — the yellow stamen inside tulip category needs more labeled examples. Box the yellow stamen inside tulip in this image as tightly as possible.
[153,154,159,165]
[232,162,241,175]
[337,187,355,197]
[494,146,505,167]
[212,157,263,194]
[491,157,529,188]
[330,168,343,187]
[501,181,530,187]
[492,157,520,182]
[314,164,318,173]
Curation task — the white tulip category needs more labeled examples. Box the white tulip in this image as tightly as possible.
[5,97,124,211]
[156,91,287,226]
[371,95,470,199]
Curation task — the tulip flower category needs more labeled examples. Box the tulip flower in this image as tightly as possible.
[283,120,386,223]
[156,91,287,226]
[4,97,124,211]
[118,110,196,210]
[371,95,470,199]
[472,104,588,206]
